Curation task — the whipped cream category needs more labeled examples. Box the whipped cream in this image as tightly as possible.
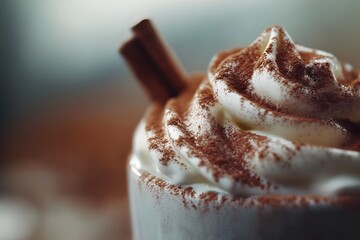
[131,26,360,196]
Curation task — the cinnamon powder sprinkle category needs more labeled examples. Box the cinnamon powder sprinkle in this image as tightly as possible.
[138,170,360,210]
[146,104,177,166]
[143,26,360,195]
[145,74,204,166]
[145,73,269,188]
[214,26,360,119]
[174,81,269,188]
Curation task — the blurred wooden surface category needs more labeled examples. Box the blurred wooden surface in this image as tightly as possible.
[1,82,147,240]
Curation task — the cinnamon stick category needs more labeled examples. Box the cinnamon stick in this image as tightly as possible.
[120,19,187,103]
[120,38,173,103]
[132,19,187,94]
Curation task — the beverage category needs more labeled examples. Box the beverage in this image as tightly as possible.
[122,22,360,240]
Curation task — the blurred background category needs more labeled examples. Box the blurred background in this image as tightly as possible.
[1,0,360,239]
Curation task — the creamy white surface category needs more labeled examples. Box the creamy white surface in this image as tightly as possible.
[131,26,360,196]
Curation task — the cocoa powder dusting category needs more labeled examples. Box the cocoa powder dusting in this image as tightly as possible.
[140,171,197,208]
[145,74,204,166]
[214,26,360,121]
[209,48,243,74]
[214,34,282,114]
[143,26,360,199]
[216,44,260,94]
[275,28,306,84]
[138,170,358,210]
[146,104,176,166]
[199,192,219,204]
[147,72,270,188]
[175,84,269,188]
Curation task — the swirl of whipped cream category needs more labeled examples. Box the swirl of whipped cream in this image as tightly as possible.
[132,26,360,196]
